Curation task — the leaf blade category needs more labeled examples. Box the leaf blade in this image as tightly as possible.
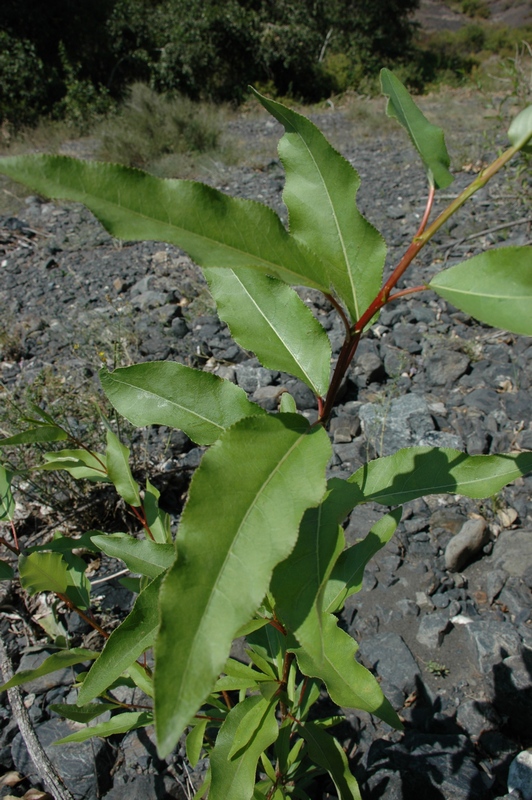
[90,533,175,579]
[0,649,97,693]
[155,413,330,756]
[429,246,532,335]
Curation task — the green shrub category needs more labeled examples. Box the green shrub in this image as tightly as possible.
[462,0,491,18]
[0,32,49,129]
[98,83,222,170]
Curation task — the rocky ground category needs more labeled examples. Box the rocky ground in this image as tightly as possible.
[1,100,532,800]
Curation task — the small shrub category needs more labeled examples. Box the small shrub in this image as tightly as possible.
[462,0,491,18]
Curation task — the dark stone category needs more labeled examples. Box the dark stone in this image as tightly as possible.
[359,394,434,456]
[424,349,470,386]
[493,650,532,736]
[358,632,420,695]
[464,620,522,674]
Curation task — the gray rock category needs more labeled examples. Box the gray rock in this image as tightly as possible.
[491,530,532,579]
[102,774,160,800]
[493,651,532,736]
[11,718,109,799]
[508,750,532,800]
[131,290,172,310]
[445,518,488,572]
[456,699,500,738]
[487,569,507,604]
[358,632,420,695]
[464,620,522,674]
[15,649,76,694]
[424,349,470,386]
[359,394,434,456]
[234,364,275,393]
[416,612,452,648]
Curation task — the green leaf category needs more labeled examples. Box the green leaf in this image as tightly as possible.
[0,155,330,292]
[144,479,172,544]
[28,530,100,555]
[279,392,297,414]
[254,89,385,323]
[290,612,400,728]
[223,659,272,683]
[204,268,331,395]
[209,695,278,800]
[0,465,15,522]
[347,447,532,506]
[508,105,532,153]
[100,363,264,446]
[0,648,97,692]
[90,532,175,579]
[429,246,532,336]
[105,429,141,506]
[50,702,118,723]
[228,696,277,760]
[324,508,402,613]
[380,69,454,189]
[155,413,330,757]
[186,718,208,767]
[54,711,153,743]
[39,449,108,481]
[298,722,361,800]
[0,559,14,580]
[78,573,163,704]
[19,552,90,609]
[0,426,68,446]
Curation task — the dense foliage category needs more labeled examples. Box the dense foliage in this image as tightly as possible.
[0,0,420,126]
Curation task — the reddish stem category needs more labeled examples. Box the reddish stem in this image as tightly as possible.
[0,536,19,556]
[130,504,155,541]
[56,593,110,639]
[10,521,19,550]
[387,285,428,302]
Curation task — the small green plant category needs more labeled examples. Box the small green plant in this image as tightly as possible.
[425,660,450,677]
[1,71,532,799]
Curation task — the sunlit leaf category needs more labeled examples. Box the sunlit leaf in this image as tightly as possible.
[155,413,330,756]
[105,429,141,506]
[78,573,162,704]
[0,426,68,446]
[254,89,385,323]
[0,155,330,291]
[186,718,208,767]
[39,449,108,481]
[209,696,278,800]
[508,104,532,153]
[429,246,532,336]
[380,69,453,189]
[90,532,174,578]
[204,267,331,395]
[19,552,90,609]
[54,711,153,743]
[0,649,97,692]
[100,363,264,446]
[144,479,172,543]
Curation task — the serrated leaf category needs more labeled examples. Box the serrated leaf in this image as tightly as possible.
[105,430,141,506]
[144,479,172,543]
[0,465,15,522]
[209,696,278,800]
[508,105,532,153]
[298,722,361,800]
[78,573,162,704]
[0,649,97,692]
[100,362,264,446]
[0,560,14,580]
[54,711,153,743]
[39,449,108,481]
[19,552,90,609]
[204,267,331,395]
[155,413,330,756]
[429,246,532,335]
[0,155,330,292]
[324,508,402,613]
[380,69,453,189]
[49,702,117,723]
[347,447,532,506]
[186,718,208,767]
[0,426,68,446]
[254,89,385,323]
[290,613,400,728]
[90,532,174,578]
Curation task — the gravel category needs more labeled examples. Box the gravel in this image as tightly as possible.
[1,104,532,799]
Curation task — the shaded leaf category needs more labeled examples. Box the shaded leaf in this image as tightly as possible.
[49,702,117,723]
[0,426,68,446]
[209,696,278,800]
[429,246,532,336]
[0,648,97,692]
[0,560,14,580]
[78,573,162,704]
[0,155,329,291]
[347,447,532,506]
[298,722,361,800]
[0,465,15,522]
[508,105,532,153]
[186,718,208,767]
[28,530,100,555]
[254,90,385,323]
[204,267,331,395]
[290,613,400,727]
[105,430,141,506]
[324,508,402,613]
[380,69,453,189]
[100,363,264,446]
[90,532,174,578]
[144,479,172,543]
[155,413,330,756]
[54,711,153,743]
